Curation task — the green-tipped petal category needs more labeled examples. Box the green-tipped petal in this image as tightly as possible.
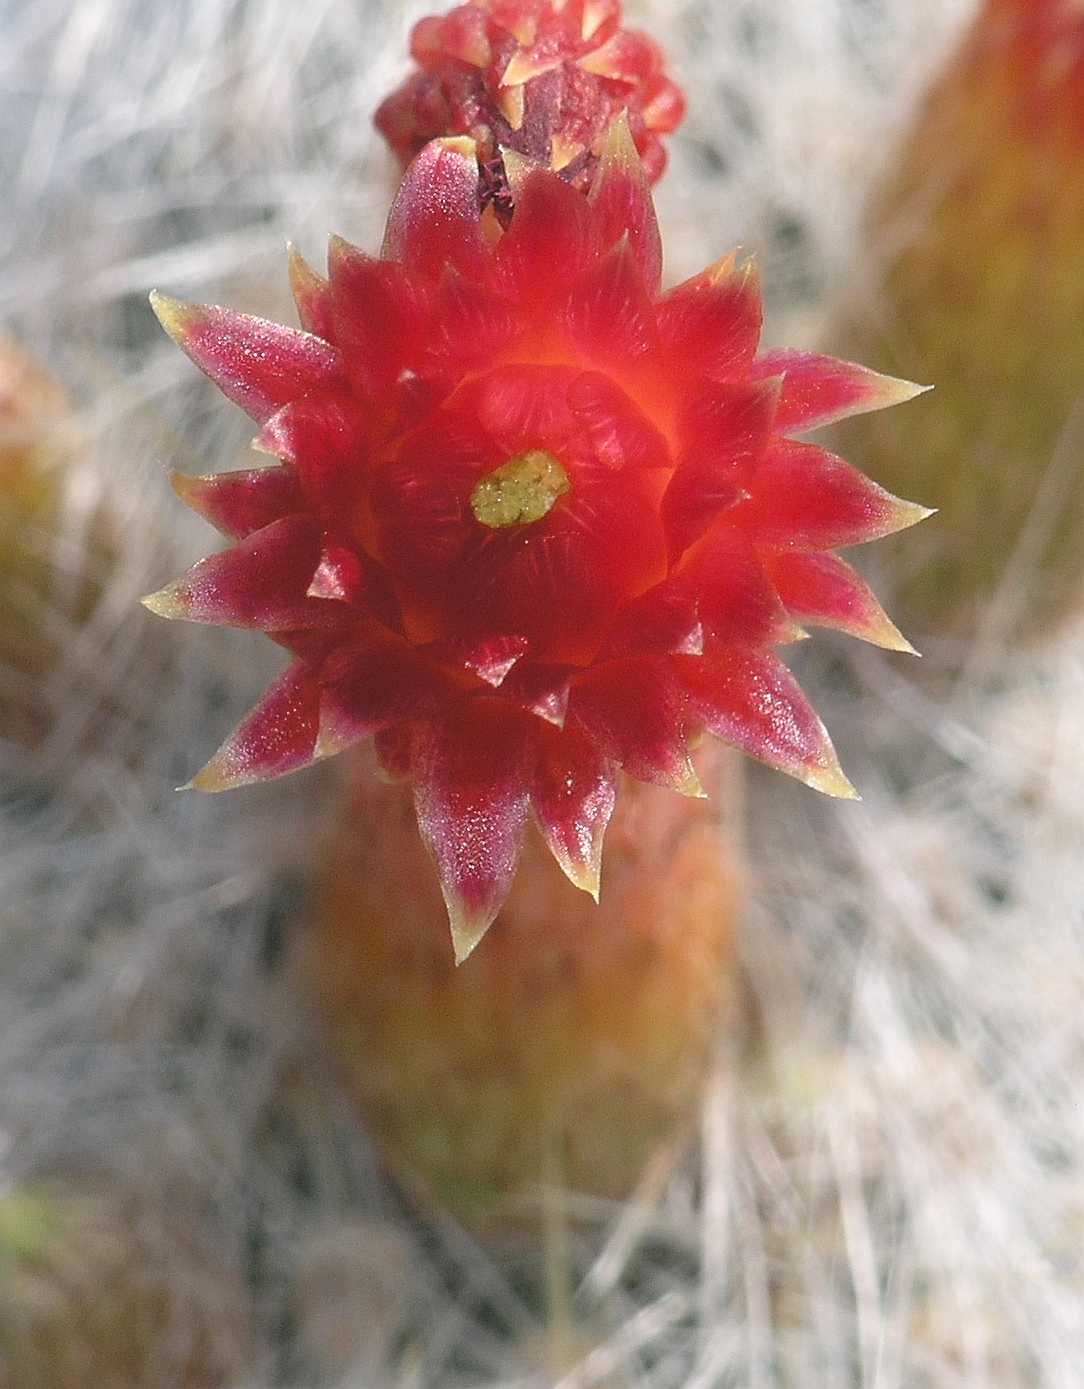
[149,291,344,423]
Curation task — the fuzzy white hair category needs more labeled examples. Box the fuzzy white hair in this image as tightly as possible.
[11,2,1084,1386]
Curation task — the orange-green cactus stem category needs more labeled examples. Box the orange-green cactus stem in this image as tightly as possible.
[832,0,1084,641]
[314,740,742,1229]
[0,338,82,741]
[0,1183,252,1388]
[375,0,686,200]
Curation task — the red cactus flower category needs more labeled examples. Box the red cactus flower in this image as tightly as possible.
[146,122,928,961]
[375,0,685,194]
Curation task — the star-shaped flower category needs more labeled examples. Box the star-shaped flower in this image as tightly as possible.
[146,122,928,960]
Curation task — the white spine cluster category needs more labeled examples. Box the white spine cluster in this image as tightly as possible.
[11,4,1084,1387]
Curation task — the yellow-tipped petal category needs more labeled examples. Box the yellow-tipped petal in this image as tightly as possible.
[168,470,201,506]
[286,242,320,297]
[550,134,585,172]
[731,257,760,298]
[768,551,920,656]
[868,614,920,656]
[508,13,538,46]
[313,726,355,763]
[676,761,708,800]
[594,110,640,174]
[567,859,602,905]
[447,30,491,69]
[705,250,740,285]
[478,0,538,46]
[435,134,478,162]
[804,760,861,801]
[871,376,933,410]
[448,901,497,966]
[185,761,232,794]
[286,241,331,336]
[140,583,187,620]
[500,147,534,197]
[886,499,938,536]
[148,290,200,347]
[497,83,526,130]
[151,289,342,421]
[582,0,611,40]
[578,43,621,78]
[546,834,605,904]
[501,50,562,87]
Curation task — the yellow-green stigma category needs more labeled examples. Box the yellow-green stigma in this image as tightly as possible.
[470,449,571,529]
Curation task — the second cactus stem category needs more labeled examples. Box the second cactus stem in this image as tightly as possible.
[832,0,1084,647]
[314,745,743,1231]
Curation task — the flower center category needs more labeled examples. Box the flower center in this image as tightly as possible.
[470,449,571,529]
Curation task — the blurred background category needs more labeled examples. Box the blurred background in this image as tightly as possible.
[4,0,1084,1384]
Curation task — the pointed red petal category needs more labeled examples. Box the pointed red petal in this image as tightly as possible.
[307,544,366,602]
[426,634,530,687]
[565,237,659,367]
[766,551,915,653]
[170,466,302,540]
[567,371,671,471]
[489,0,546,46]
[742,439,933,551]
[188,661,321,792]
[254,395,368,518]
[579,0,620,41]
[533,724,617,900]
[683,523,793,647]
[287,244,334,340]
[497,161,598,308]
[308,545,402,631]
[500,45,562,86]
[571,656,701,794]
[657,255,762,382]
[149,293,345,423]
[752,350,928,434]
[665,378,780,557]
[327,236,427,400]
[382,136,489,284]
[579,29,663,82]
[441,3,492,66]
[317,639,445,758]
[412,699,535,962]
[603,579,702,657]
[141,516,332,630]
[675,650,857,797]
[499,661,572,727]
[588,116,663,295]
[663,470,747,566]
[677,377,781,469]
[426,268,524,366]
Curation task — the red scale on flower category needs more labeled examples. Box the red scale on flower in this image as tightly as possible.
[374,0,686,196]
[147,121,929,960]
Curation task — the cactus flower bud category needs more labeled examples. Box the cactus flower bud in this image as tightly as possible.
[375,0,686,198]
